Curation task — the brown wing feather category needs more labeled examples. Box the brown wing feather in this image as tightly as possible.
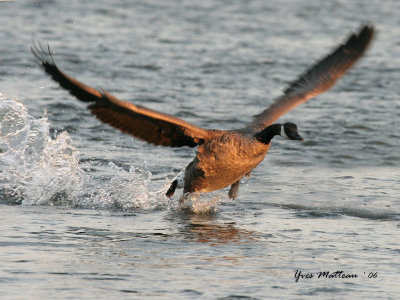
[245,25,375,132]
[32,43,213,147]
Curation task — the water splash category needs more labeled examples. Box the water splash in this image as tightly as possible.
[80,162,174,211]
[179,192,223,214]
[0,97,83,205]
[0,97,173,211]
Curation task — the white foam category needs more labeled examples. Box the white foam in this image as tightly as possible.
[0,98,83,206]
[0,97,173,211]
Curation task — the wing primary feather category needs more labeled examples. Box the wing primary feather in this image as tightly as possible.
[31,42,102,102]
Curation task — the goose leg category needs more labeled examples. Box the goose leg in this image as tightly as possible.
[228,180,240,200]
[179,193,186,205]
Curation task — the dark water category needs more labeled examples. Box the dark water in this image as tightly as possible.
[1,0,399,299]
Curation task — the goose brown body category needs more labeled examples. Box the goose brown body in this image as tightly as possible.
[184,131,270,193]
[32,25,375,200]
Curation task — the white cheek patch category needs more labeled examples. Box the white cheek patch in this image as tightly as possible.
[280,126,289,139]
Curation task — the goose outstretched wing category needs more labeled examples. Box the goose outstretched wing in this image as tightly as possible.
[245,25,375,132]
[32,44,214,148]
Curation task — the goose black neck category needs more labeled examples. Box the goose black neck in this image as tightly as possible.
[254,124,281,145]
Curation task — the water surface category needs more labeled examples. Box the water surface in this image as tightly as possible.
[1,0,399,298]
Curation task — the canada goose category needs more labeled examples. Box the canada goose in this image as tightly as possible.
[32,25,374,201]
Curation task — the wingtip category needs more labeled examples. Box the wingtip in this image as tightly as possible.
[360,23,375,34]
[346,24,376,53]
[31,39,55,68]
[359,23,376,43]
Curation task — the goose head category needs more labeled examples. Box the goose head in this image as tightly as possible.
[280,122,304,142]
[255,122,303,145]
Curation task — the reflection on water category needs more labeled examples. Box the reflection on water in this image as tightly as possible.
[174,212,260,246]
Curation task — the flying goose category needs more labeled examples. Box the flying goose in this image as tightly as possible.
[32,25,374,201]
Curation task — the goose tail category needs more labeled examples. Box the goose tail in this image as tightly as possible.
[166,180,178,198]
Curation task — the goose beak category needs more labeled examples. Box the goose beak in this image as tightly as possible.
[292,132,304,142]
